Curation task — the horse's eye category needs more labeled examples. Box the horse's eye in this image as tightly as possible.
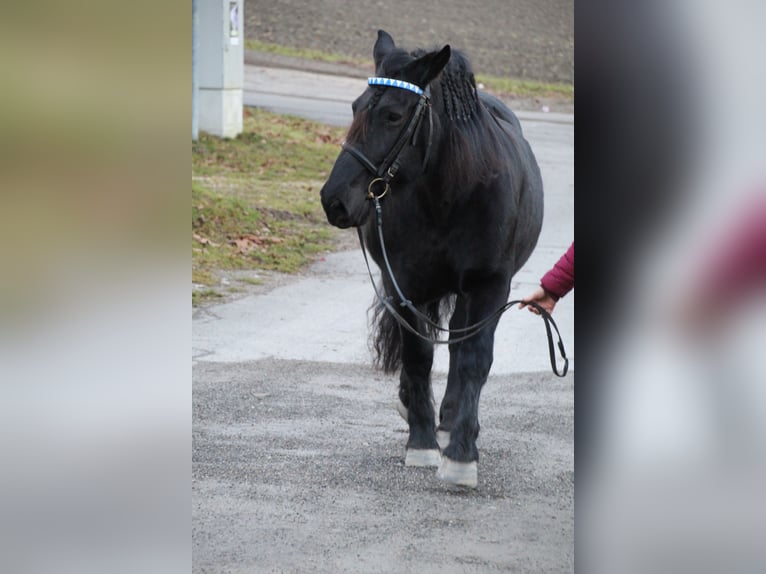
[386,112,403,124]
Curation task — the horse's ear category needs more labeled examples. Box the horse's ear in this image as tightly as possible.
[374,30,396,69]
[407,45,451,88]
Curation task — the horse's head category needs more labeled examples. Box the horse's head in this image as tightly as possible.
[320,30,451,228]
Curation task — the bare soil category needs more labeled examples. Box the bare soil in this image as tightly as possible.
[245,0,573,84]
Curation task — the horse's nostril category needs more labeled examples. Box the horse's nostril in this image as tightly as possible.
[329,199,348,218]
[324,197,354,228]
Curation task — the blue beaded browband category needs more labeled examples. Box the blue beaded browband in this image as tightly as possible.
[367,77,424,96]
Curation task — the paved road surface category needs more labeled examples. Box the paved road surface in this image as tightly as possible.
[244,64,575,128]
[194,65,574,572]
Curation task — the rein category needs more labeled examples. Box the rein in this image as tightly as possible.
[348,76,569,377]
[357,196,569,377]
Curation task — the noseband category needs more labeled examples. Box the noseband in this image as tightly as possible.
[342,77,433,199]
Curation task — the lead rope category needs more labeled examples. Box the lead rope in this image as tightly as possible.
[357,195,570,377]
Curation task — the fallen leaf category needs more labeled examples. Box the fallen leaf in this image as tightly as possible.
[193,233,219,247]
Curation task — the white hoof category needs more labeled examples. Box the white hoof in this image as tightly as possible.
[405,448,442,467]
[437,457,478,488]
[396,400,408,422]
[436,429,451,450]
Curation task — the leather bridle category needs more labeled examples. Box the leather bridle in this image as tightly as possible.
[341,78,433,200]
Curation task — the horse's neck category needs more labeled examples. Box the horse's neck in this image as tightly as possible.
[415,168,458,228]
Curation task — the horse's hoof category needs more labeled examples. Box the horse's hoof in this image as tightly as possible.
[436,429,451,450]
[396,400,408,422]
[405,448,442,467]
[437,457,478,488]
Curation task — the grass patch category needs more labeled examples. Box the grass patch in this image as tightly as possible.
[192,289,224,305]
[475,74,573,100]
[192,108,346,303]
[245,39,370,68]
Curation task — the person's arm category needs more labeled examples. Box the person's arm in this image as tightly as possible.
[519,242,574,315]
[681,196,766,328]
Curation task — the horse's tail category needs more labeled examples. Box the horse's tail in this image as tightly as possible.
[370,291,453,374]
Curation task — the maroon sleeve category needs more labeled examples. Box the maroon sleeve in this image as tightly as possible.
[696,196,766,303]
[541,242,574,300]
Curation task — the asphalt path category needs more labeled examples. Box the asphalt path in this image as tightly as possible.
[194,65,574,572]
[244,64,575,127]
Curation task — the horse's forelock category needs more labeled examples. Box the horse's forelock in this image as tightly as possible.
[346,108,368,144]
[345,88,386,144]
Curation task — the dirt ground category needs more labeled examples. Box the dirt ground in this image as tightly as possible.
[244,0,573,84]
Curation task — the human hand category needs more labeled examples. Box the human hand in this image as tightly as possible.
[518,285,557,315]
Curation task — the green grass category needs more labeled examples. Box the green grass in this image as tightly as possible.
[474,74,573,100]
[192,108,346,303]
[246,40,573,102]
[245,39,370,68]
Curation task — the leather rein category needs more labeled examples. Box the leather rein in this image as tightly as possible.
[345,77,569,377]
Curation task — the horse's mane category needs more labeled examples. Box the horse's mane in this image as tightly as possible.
[415,48,506,195]
[413,48,480,122]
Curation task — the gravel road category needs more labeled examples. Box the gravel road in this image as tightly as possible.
[193,358,573,572]
[245,0,573,84]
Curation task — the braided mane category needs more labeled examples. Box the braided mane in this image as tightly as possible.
[420,48,505,193]
[412,48,480,122]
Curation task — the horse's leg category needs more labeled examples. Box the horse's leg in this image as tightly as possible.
[437,276,509,487]
[436,298,469,450]
[399,311,440,467]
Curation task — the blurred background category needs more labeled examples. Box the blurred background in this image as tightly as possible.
[0,2,189,573]
[1,0,765,572]
[576,1,766,572]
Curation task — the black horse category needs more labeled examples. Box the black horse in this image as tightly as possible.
[320,30,544,487]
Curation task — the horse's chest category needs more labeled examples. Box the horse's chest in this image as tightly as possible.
[369,234,452,297]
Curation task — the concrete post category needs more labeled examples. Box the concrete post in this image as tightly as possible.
[198,0,243,138]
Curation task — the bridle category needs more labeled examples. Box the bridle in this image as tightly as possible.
[344,76,569,377]
[341,77,433,200]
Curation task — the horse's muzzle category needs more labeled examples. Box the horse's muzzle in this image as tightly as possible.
[320,184,371,229]
[323,197,353,229]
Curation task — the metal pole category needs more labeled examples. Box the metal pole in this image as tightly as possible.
[192,0,199,141]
